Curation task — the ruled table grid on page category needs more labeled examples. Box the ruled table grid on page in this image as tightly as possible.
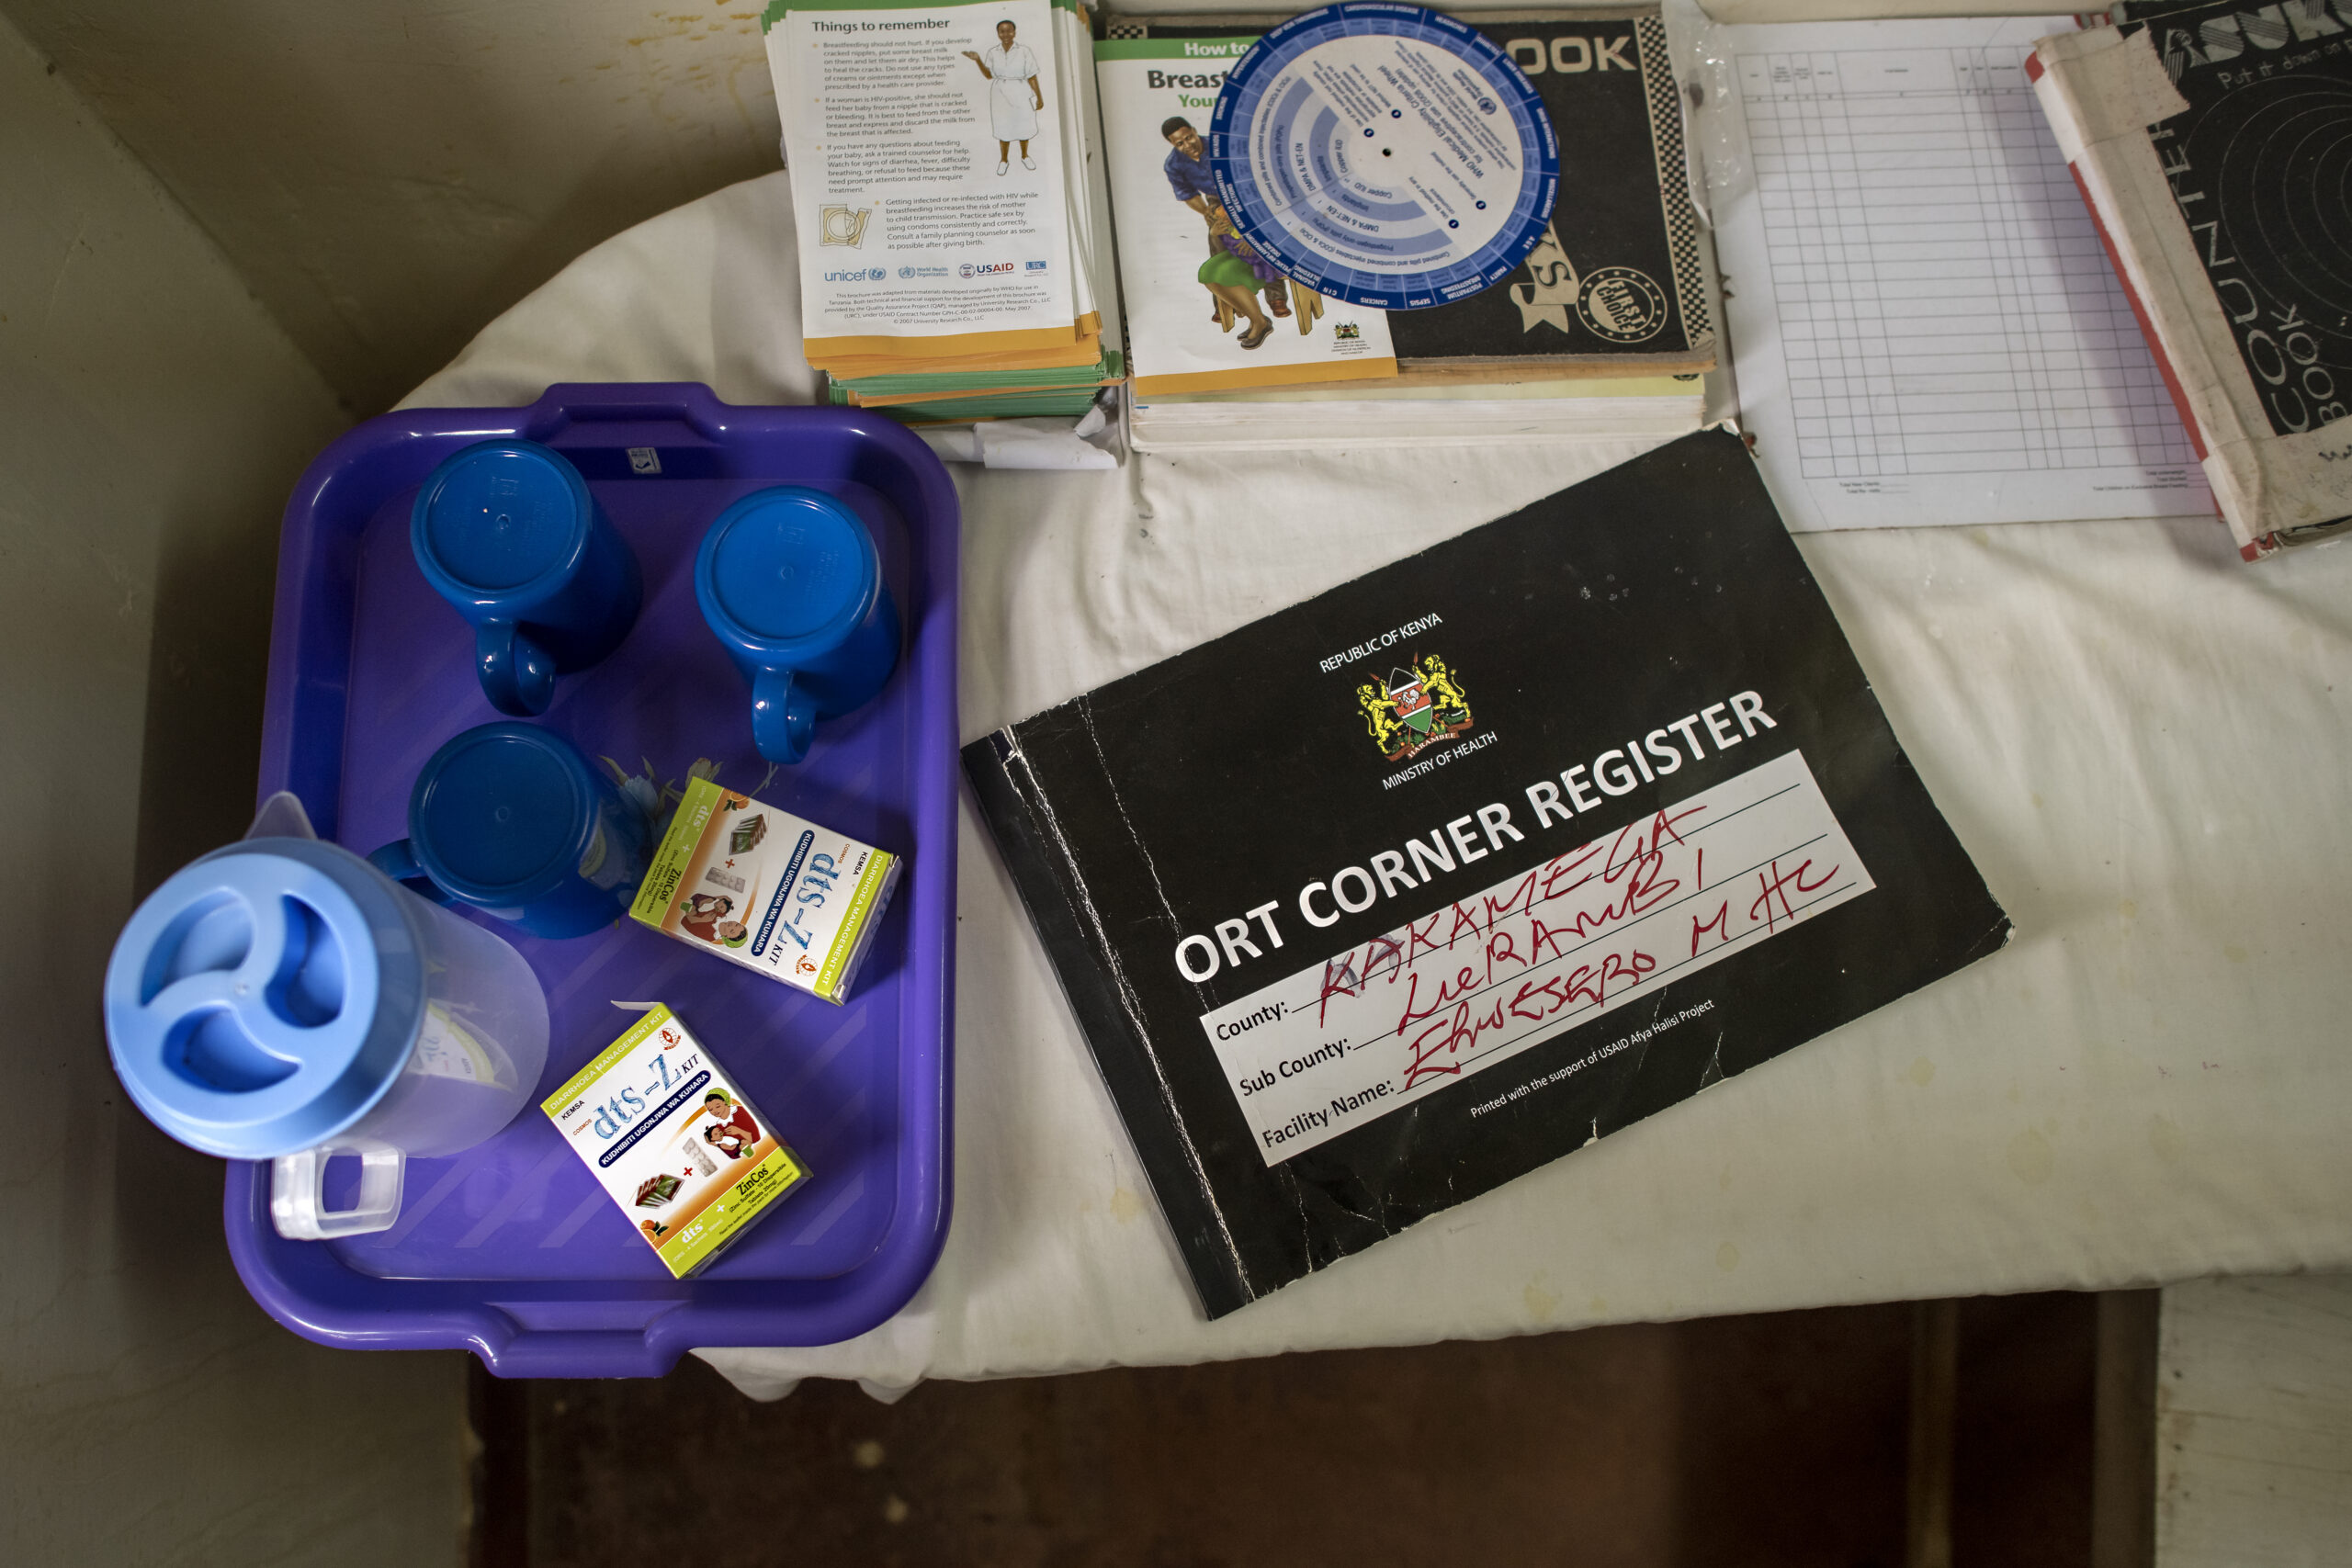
[1736,45,2199,484]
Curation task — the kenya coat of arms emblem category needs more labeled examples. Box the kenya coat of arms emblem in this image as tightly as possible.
[1358,655,1473,761]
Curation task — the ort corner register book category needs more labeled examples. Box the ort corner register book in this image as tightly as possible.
[963,430,2011,1317]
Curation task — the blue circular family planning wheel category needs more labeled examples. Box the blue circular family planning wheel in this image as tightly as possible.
[1208,3,1559,311]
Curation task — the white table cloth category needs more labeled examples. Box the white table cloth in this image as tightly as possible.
[406,171,2352,1400]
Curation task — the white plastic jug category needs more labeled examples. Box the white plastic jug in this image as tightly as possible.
[104,794,550,1238]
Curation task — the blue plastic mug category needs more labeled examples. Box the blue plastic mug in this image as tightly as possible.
[412,440,642,717]
[368,723,650,939]
[695,486,901,765]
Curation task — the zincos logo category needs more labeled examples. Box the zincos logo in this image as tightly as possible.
[959,261,1017,278]
[821,266,885,283]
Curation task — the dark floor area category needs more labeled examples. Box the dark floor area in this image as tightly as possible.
[481,1292,2121,1568]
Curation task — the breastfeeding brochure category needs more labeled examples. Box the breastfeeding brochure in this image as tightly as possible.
[773,0,1080,356]
[1096,37,1398,395]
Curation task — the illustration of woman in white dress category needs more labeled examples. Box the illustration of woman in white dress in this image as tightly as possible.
[960,19,1045,176]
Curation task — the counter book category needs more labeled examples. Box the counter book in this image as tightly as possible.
[2029,0,2352,558]
[963,430,2010,1317]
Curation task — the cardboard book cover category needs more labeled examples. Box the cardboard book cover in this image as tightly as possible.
[1114,8,1719,379]
[962,430,2009,1318]
[2030,0,2352,557]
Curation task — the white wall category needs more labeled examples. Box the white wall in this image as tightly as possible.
[6,0,787,414]
[0,15,463,1564]
[2158,1276,2352,1568]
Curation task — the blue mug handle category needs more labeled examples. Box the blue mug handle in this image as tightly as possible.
[751,669,819,764]
[368,840,455,907]
[476,619,556,717]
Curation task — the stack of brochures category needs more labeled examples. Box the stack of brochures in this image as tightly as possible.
[1097,13,1718,451]
[763,0,1122,421]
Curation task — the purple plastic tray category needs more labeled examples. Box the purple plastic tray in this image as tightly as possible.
[226,385,957,1377]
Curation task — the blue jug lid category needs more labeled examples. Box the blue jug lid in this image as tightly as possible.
[696,487,878,661]
[104,838,425,1160]
[411,440,592,599]
[409,723,599,906]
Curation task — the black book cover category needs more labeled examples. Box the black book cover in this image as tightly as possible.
[1130,7,1716,367]
[2122,0,2351,441]
[964,431,2008,1317]
[1389,10,1713,364]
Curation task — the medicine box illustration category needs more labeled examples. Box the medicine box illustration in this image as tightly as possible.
[631,777,902,1005]
[543,1004,811,1280]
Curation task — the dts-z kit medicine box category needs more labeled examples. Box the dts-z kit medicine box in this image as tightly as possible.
[631,776,901,1004]
[542,1004,810,1279]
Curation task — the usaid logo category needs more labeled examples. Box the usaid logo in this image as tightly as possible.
[959,261,1016,279]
